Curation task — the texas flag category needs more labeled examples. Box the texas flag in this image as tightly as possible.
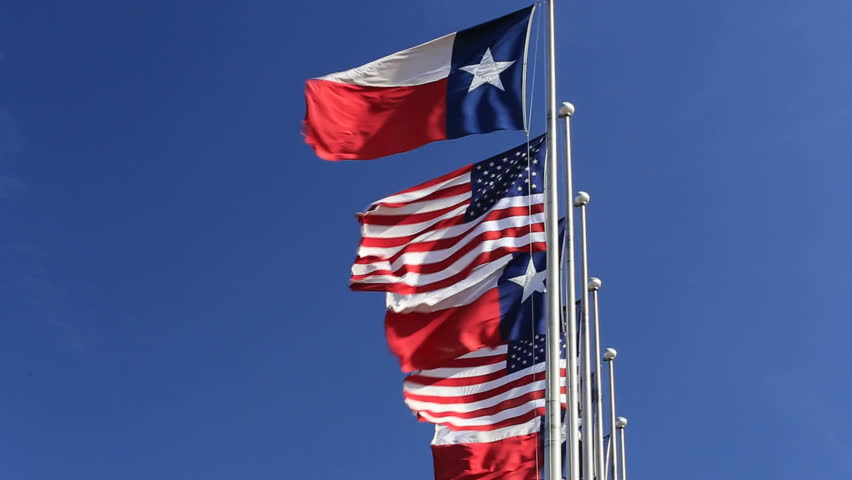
[303,5,535,161]
[385,250,548,372]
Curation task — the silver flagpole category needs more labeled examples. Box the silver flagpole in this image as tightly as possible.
[589,277,606,479]
[574,191,594,480]
[558,102,580,480]
[604,348,619,480]
[543,1,563,478]
[616,417,628,480]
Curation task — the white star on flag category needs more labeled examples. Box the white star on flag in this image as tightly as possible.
[507,259,546,302]
[459,48,516,92]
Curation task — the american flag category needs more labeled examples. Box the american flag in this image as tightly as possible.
[350,134,546,303]
[403,334,566,442]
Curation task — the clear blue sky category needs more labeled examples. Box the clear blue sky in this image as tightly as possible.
[1,0,850,478]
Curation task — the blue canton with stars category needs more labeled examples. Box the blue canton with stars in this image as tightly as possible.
[506,334,567,374]
[465,133,545,221]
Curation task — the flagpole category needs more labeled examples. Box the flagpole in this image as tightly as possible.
[603,347,619,480]
[574,191,594,480]
[589,277,606,479]
[558,102,580,480]
[616,417,628,480]
[543,1,563,478]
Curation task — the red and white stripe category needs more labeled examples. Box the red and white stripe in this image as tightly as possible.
[303,31,458,161]
[402,345,566,434]
[350,162,545,305]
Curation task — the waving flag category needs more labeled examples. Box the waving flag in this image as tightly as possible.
[432,425,542,480]
[386,250,548,372]
[405,335,567,480]
[350,135,547,371]
[303,6,535,160]
[403,335,564,431]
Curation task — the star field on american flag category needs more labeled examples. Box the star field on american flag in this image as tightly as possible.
[464,134,545,220]
[506,334,567,373]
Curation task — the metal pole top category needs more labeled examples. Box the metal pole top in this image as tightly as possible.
[616,417,628,429]
[604,347,618,361]
[588,277,602,291]
[558,101,575,118]
[574,191,590,207]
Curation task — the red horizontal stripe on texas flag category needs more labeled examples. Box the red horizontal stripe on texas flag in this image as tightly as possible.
[385,288,502,372]
[431,432,541,480]
[303,78,448,161]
